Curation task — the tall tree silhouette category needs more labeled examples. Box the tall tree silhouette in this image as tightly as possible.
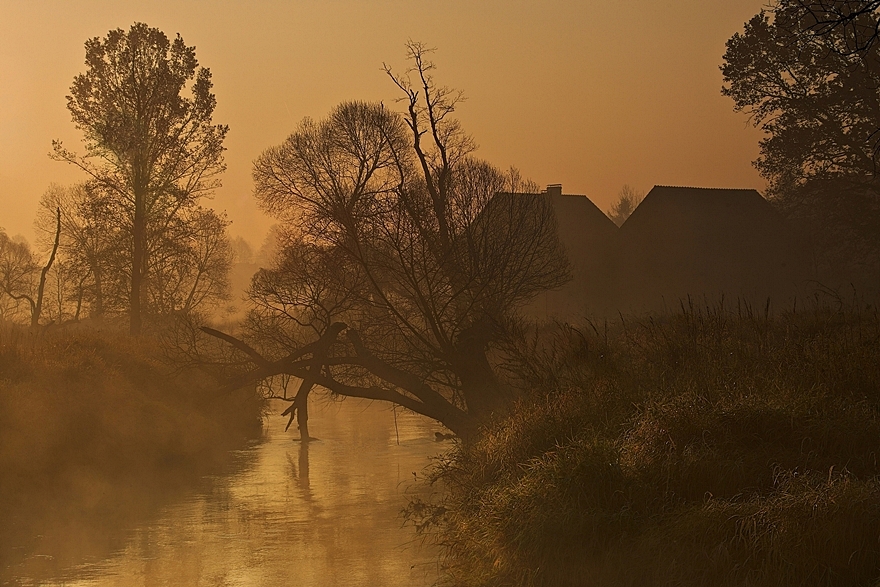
[52,23,227,334]
[722,3,880,289]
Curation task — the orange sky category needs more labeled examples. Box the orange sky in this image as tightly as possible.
[0,0,767,247]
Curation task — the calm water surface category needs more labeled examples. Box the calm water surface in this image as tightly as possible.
[8,399,446,587]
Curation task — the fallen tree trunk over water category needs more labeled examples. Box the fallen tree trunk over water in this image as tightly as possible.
[201,322,479,439]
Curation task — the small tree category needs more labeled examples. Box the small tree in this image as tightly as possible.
[148,206,233,315]
[53,23,228,334]
[0,210,61,327]
[608,184,644,227]
[0,232,37,322]
[37,183,122,319]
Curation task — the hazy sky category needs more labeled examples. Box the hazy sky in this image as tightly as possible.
[0,0,767,246]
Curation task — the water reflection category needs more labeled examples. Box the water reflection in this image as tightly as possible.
[6,399,445,587]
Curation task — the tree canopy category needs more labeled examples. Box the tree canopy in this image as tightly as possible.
[608,185,644,227]
[722,1,880,289]
[53,22,228,333]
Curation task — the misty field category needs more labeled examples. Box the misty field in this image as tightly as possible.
[412,301,880,587]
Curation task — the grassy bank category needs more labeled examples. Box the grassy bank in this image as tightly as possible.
[0,321,264,578]
[414,302,880,586]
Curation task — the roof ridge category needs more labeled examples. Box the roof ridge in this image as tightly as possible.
[652,185,760,191]
[495,191,588,197]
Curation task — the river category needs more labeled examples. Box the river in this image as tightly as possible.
[4,398,446,586]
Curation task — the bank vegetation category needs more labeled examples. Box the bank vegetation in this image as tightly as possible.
[410,301,880,586]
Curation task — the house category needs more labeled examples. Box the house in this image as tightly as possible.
[517,184,809,321]
[520,184,618,318]
[612,185,808,313]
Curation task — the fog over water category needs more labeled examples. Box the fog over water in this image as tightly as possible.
[7,399,444,587]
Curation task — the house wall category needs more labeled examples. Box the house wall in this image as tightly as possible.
[519,185,811,322]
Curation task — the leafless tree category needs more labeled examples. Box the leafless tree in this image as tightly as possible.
[37,183,122,319]
[37,182,232,322]
[148,206,233,315]
[0,232,37,322]
[204,45,569,439]
[0,210,60,328]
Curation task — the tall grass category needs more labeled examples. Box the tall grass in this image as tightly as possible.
[413,301,880,586]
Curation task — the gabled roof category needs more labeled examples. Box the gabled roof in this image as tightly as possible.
[490,189,618,247]
[613,185,801,307]
[620,185,779,234]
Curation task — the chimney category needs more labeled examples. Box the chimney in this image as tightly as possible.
[546,184,562,197]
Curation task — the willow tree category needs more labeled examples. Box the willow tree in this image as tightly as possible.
[53,23,227,334]
[208,45,569,439]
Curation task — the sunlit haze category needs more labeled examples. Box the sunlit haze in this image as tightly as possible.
[0,0,766,245]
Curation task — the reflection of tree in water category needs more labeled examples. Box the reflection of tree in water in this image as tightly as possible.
[287,441,312,500]
[6,401,440,586]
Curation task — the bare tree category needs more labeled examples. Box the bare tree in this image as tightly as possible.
[37,183,122,319]
[204,46,569,439]
[0,232,37,322]
[38,183,232,321]
[0,210,60,327]
[148,207,233,315]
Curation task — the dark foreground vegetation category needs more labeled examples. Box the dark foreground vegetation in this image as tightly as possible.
[410,301,880,586]
[0,321,263,579]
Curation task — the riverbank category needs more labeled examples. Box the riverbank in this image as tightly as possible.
[416,302,880,586]
[0,321,264,580]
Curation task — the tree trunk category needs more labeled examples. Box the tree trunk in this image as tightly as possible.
[203,323,482,441]
[454,319,510,423]
[457,350,509,423]
[92,262,104,319]
[32,208,61,328]
[131,188,145,335]
[297,390,311,441]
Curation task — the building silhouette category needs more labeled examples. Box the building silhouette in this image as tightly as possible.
[520,184,808,319]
